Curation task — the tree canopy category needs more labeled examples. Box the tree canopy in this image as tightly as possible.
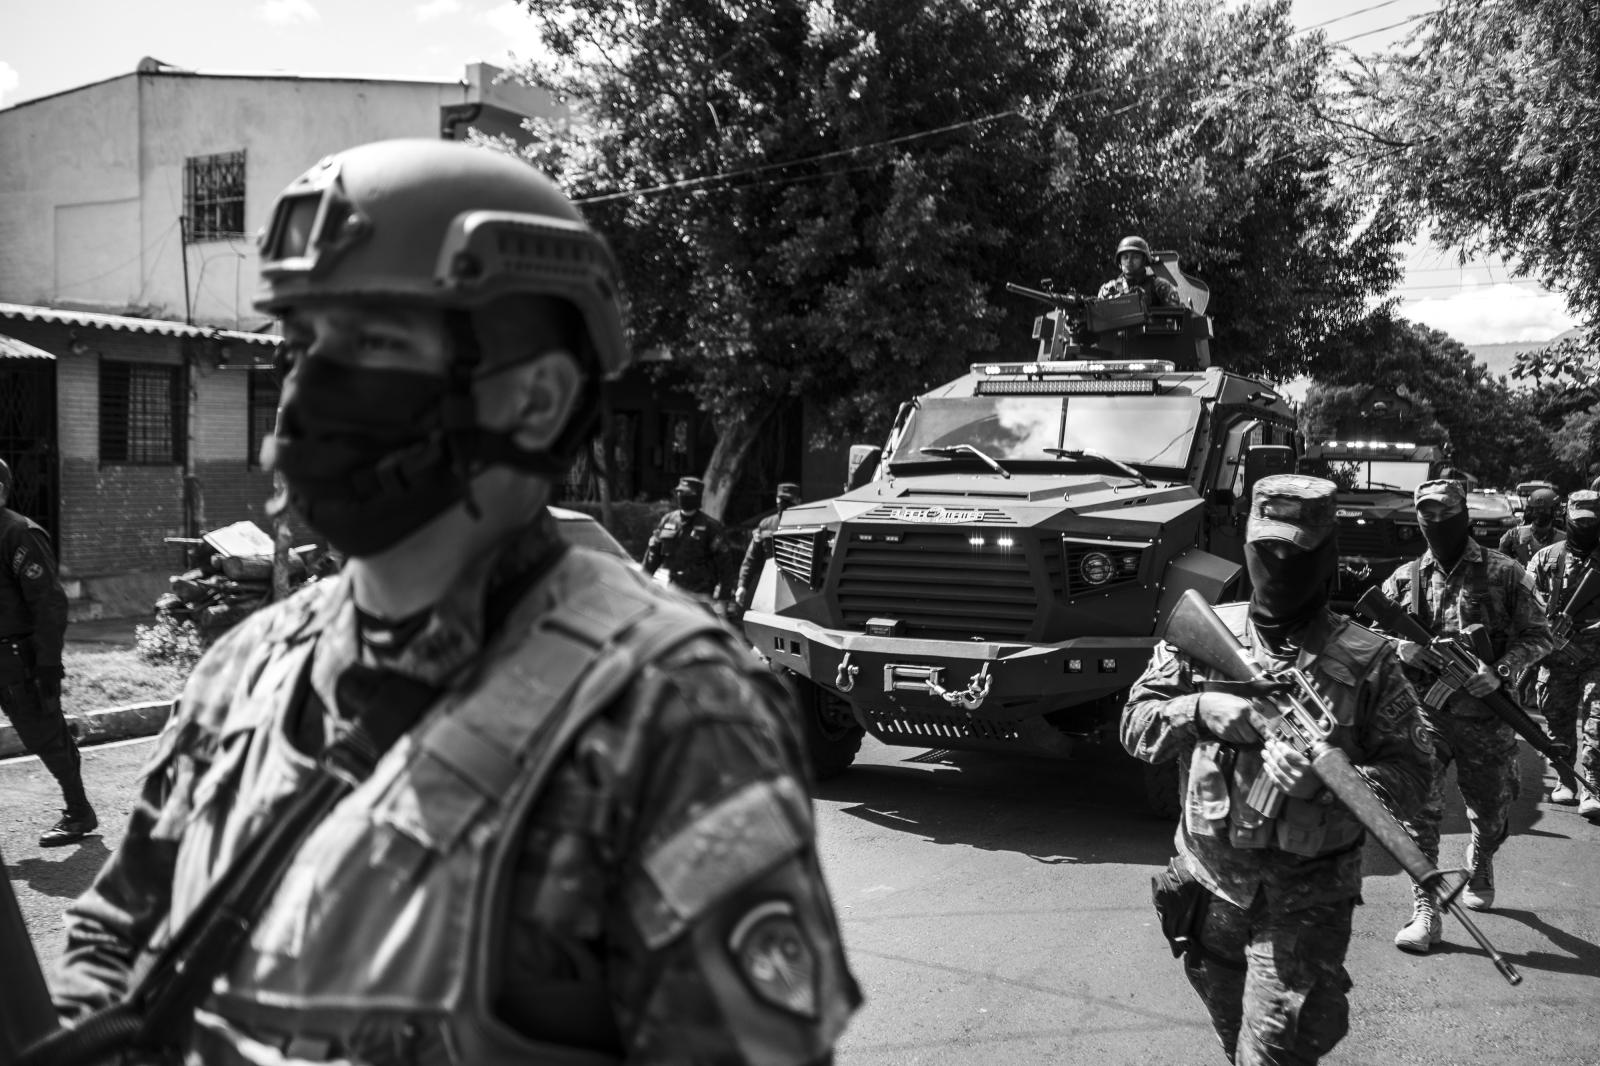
[1365,0,1600,340]
[497,0,1408,514]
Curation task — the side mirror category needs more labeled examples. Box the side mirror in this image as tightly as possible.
[1241,445,1295,499]
[845,445,882,491]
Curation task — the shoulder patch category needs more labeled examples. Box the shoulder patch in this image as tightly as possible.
[21,562,43,581]
[729,899,819,1019]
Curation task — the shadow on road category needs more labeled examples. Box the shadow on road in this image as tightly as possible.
[1360,744,1557,878]
[1491,907,1600,980]
[10,838,111,900]
[815,743,1175,867]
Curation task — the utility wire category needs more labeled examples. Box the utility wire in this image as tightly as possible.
[1296,0,1410,34]
[1329,10,1438,46]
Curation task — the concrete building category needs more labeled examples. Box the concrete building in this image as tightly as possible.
[0,59,563,614]
[0,57,559,330]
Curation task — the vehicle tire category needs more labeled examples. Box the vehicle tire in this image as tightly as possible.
[1142,758,1182,819]
[787,671,864,780]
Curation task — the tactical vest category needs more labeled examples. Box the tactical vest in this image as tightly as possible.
[1184,604,1382,858]
[164,547,730,1066]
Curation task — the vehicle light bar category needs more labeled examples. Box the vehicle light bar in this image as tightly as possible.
[1320,440,1418,450]
[974,360,1176,376]
[976,378,1156,395]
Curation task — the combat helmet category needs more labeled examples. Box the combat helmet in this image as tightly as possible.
[255,139,628,380]
[1115,235,1152,264]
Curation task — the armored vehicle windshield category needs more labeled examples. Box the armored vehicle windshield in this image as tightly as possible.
[890,394,1205,478]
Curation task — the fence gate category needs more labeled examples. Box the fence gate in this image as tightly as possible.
[0,357,58,543]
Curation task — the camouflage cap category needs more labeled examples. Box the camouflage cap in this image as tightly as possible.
[776,482,802,503]
[1414,479,1468,508]
[675,476,705,494]
[1569,490,1600,522]
[1246,474,1338,549]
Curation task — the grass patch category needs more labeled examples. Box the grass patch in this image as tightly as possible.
[63,645,188,717]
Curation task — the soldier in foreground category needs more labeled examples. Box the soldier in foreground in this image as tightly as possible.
[643,475,735,611]
[1124,475,1431,1066]
[736,481,802,614]
[48,140,858,1065]
[0,458,96,846]
[1528,489,1600,816]
[1499,486,1563,565]
[1096,235,1181,307]
[1378,479,1551,951]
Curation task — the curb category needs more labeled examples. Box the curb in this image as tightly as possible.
[0,699,175,760]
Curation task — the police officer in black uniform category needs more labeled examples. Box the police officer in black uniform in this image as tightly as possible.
[642,476,735,607]
[736,481,801,612]
[0,458,96,846]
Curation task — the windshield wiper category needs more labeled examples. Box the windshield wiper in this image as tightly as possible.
[917,445,1012,479]
[1045,448,1154,487]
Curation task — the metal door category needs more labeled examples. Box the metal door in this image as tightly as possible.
[0,358,59,542]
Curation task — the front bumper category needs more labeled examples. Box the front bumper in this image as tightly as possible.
[744,611,1158,724]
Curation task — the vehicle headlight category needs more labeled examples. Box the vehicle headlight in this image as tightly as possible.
[1080,551,1115,585]
[1396,523,1419,542]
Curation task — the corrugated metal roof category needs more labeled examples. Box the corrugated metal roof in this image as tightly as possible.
[0,332,56,360]
[0,303,278,347]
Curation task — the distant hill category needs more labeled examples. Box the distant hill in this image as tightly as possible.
[1469,328,1582,381]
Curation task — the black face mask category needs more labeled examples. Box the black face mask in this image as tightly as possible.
[1569,519,1599,554]
[264,358,465,558]
[1418,508,1471,569]
[677,493,702,513]
[1528,509,1553,531]
[1246,537,1337,634]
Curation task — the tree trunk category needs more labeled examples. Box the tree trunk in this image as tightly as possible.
[702,409,767,521]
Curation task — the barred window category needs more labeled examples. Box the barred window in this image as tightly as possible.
[100,361,187,465]
[247,369,280,468]
[184,150,247,241]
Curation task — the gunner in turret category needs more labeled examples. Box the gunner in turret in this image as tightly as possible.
[1098,235,1182,307]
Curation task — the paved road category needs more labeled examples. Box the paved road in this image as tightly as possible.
[6,735,1599,1065]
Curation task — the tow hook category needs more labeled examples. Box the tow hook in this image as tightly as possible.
[836,652,858,693]
[933,662,993,712]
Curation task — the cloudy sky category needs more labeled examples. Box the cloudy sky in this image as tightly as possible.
[0,0,1577,345]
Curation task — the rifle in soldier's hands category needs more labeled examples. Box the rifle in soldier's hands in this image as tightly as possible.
[1165,589,1522,986]
[1545,562,1600,668]
[1354,586,1600,807]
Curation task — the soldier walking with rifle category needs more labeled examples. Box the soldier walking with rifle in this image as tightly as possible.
[1528,489,1600,817]
[1124,475,1440,1066]
[1375,479,1552,952]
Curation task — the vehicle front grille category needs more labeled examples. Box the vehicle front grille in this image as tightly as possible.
[773,529,830,587]
[1336,521,1391,556]
[835,528,1039,640]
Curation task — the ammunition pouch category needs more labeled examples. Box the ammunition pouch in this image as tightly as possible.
[0,637,34,685]
[1150,860,1246,971]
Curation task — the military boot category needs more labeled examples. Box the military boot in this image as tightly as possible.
[1550,766,1579,805]
[1462,831,1499,911]
[1580,790,1600,821]
[39,805,98,848]
[1394,890,1441,954]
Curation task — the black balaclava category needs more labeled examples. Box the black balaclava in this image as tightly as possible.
[1246,537,1339,649]
[1418,507,1472,571]
[677,490,702,515]
[1569,517,1599,556]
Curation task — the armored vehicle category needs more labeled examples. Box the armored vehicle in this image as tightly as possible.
[1300,438,1440,606]
[741,258,1297,800]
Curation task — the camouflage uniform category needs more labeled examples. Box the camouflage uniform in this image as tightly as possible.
[1096,272,1181,307]
[1378,531,1552,871]
[1528,528,1600,798]
[736,483,801,609]
[55,520,861,1063]
[1499,522,1563,566]
[1124,476,1432,1066]
[644,477,735,601]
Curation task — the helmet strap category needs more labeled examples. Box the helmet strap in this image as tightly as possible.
[443,311,485,518]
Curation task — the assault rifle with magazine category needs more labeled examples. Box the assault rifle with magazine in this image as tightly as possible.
[1354,586,1599,807]
[1543,557,1600,668]
[1163,588,1522,986]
